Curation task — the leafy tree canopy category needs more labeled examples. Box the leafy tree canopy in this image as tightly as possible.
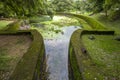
[0,0,47,17]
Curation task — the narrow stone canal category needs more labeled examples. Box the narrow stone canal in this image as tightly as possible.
[44,26,81,80]
[31,16,81,80]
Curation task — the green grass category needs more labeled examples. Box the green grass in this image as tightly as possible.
[92,14,120,34]
[4,21,20,31]
[69,30,108,80]
[82,34,120,79]
[80,13,120,79]
[0,20,13,30]
[77,18,92,30]
[0,48,11,71]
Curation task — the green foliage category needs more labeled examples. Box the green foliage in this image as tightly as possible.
[0,0,47,17]
[88,0,104,13]
[50,0,75,12]
[88,0,120,20]
[108,3,120,20]
[75,0,93,13]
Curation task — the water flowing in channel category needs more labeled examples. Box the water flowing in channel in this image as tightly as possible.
[31,16,82,80]
[44,26,81,80]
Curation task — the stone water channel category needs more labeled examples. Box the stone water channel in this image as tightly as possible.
[31,16,81,80]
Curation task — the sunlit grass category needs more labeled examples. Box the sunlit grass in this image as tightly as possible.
[0,20,13,30]
[92,14,120,34]
[53,16,65,21]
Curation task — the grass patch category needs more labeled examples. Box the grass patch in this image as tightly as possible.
[70,30,104,80]
[0,20,13,30]
[0,48,11,71]
[92,14,120,34]
[82,34,120,79]
[4,21,21,31]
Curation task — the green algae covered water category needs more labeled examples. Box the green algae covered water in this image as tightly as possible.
[31,16,81,80]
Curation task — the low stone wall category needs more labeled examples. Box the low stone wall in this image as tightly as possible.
[56,12,107,30]
[0,30,45,80]
[69,29,114,80]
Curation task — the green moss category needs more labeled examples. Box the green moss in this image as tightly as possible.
[0,30,45,80]
[56,13,107,30]
[92,14,120,34]
[75,15,107,30]
[9,30,45,80]
[82,34,120,79]
[0,20,13,30]
[0,48,11,70]
[77,18,92,30]
[69,29,117,80]
[5,21,20,31]
[69,45,83,80]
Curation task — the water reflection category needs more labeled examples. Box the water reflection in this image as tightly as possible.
[44,26,81,80]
